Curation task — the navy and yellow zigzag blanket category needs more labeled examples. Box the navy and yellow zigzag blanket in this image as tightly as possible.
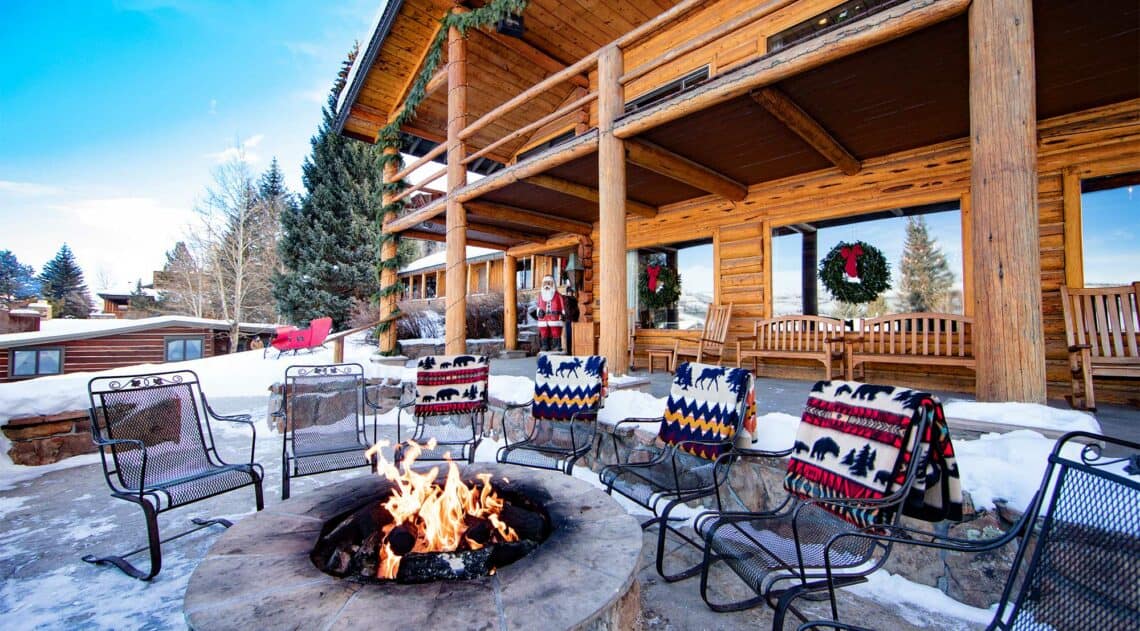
[533,355,606,421]
[659,362,753,460]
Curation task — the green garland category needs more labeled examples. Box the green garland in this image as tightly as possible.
[638,265,682,312]
[819,241,891,304]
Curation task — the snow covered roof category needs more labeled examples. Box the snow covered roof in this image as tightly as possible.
[399,246,501,274]
[0,316,279,349]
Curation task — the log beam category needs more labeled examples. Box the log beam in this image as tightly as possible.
[403,229,508,251]
[445,13,469,355]
[424,217,545,243]
[625,139,748,201]
[506,233,586,258]
[524,174,658,217]
[598,45,628,374]
[379,147,400,354]
[504,254,518,350]
[465,200,593,235]
[750,88,861,176]
[388,69,448,124]
[969,0,1045,402]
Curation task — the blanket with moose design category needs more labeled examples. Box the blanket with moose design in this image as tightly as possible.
[533,355,607,421]
[783,380,962,528]
[413,354,489,417]
[659,362,755,460]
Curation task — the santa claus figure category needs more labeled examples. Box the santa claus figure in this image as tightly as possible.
[535,274,564,352]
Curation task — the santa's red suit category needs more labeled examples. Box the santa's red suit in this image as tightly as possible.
[536,276,564,352]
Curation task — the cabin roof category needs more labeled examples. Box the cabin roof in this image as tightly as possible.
[0,316,279,349]
[399,246,502,275]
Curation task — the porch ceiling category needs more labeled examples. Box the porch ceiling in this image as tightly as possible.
[465,0,1138,226]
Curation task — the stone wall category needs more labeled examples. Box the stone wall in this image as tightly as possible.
[399,339,506,360]
[3,411,96,465]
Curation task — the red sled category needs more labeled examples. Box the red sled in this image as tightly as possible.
[264,317,333,358]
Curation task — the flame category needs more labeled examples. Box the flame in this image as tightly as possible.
[364,439,518,579]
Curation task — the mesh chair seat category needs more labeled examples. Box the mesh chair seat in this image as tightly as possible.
[699,503,876,595]
[600,453,716,508]
[150,465,262,508]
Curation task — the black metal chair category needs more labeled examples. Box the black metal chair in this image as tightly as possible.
[600,362,774,582]
[84,370,264,580]
[796,430,1140,631]
[695,381,954,629]
[396,354,489,463]
[497,354,606,474]
[278,363,378,500]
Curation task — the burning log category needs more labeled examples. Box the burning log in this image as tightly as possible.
[463,515,493,546]
[385,524,417,556]
[499,504,547,542]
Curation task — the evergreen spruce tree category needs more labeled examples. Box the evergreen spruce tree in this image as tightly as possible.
[899,216,955,312]
[0,250,40,306]
[274,46,386,329]
[39,244,93,318]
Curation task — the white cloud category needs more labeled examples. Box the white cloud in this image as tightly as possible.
[0,180,61,196]
[204,134,265,164]
[297,85,330,105]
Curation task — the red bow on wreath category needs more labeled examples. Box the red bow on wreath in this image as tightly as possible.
[840,244,863,280]
[647,264,661,292]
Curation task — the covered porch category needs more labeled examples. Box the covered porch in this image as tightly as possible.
[337,0,1140,404]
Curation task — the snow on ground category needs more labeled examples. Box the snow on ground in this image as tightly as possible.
[944,401,1101,433]
[954,429,1084,511]
[400,336,504,345]
[846,569,997,627]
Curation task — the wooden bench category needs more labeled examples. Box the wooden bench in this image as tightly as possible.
[1060,282,1140,410]
[845,312,974,381]
[735,315,845,380]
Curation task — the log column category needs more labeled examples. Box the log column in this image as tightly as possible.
[598,45,628,374]
[969,0,1045,402]
[504,255,518,350]
[445,11,469,355]
[379,146,400,354]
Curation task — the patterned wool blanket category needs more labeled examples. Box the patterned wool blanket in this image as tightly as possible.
[783,380,962,528]
[659,362,755,459]
[533,355,607,421]
[413,354,489,417]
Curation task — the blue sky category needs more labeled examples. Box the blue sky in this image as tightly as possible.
[0,0,381,290]
[1081,185,1138,286]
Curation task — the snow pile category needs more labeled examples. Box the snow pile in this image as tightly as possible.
[599,390,666,425]
[954,430,1083,511]
[944,401,1100,433]
[752,412,800,452]
[846,569,997,627]
[489,375,534,404]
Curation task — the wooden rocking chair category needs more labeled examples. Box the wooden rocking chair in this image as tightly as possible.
[672,302,733,370]
[1059,281,1140,410]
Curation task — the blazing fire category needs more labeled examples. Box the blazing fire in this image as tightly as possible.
[363,439,518,579]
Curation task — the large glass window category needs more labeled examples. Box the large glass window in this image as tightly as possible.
[1081,172,1139,287]
[771,202,964,318]
[425,274,437,298]
[11,348,63,377]
[633,239,714,329]
[517,256,534,290]
[165,337,203,362]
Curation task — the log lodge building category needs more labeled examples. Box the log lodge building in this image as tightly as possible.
[336,0,1139,404]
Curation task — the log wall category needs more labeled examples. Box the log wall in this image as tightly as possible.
[591,99,1140,401]
[0,325,221,383]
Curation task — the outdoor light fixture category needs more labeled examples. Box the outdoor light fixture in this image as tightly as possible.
[495,13,525,38]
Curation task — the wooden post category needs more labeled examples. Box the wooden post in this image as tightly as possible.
[445,12,468,355]
[379,146,400,354]
[598,45,628,374]
[969,0,1045,402]
[333,338,345,363]
[504,255,518,350]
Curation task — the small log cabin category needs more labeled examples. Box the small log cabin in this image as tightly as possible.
[0,316,277,382]
[337,0,1139,403]
[399,245,567,303]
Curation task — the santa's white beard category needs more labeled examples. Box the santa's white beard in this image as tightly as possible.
[540,286,555,302]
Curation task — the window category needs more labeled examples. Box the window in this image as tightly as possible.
[771,202,964,318]
[165,337,204,362]
[767,0,904,53]
[517,256,534,290]
[632,239,714,329]
[425,274,437,298]
[1080,172,1139,287]
[10,348,63,377]
[624,67,710,115]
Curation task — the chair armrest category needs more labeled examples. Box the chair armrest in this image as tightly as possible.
[826,335,858,343]
[1068,343,1092,352]
[202,394,253,424]
[612,416,664,435]
[736,445,794,459]
[797,620,875,631]
[737,334,757,342]
[92,435,149,494]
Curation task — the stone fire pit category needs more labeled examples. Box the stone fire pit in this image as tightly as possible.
[184,464,643,630]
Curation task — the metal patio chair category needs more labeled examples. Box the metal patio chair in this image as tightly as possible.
[84,370,264,580]
[497,354,607,474]
[797,430,1140,631]
[695,380,961,629]
[600,361,775,581]
[277,363,378,500]
[396,354,489,463]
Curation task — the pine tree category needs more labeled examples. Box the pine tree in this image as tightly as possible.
[848,445,877,478]
[274,46,385,329]
[158,241,212,317]
[0,250,39,306]
[899,216,955,312]
[39,244,93,318]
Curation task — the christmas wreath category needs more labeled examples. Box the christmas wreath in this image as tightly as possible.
[638,264,681,311]
[819,241,891,304]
